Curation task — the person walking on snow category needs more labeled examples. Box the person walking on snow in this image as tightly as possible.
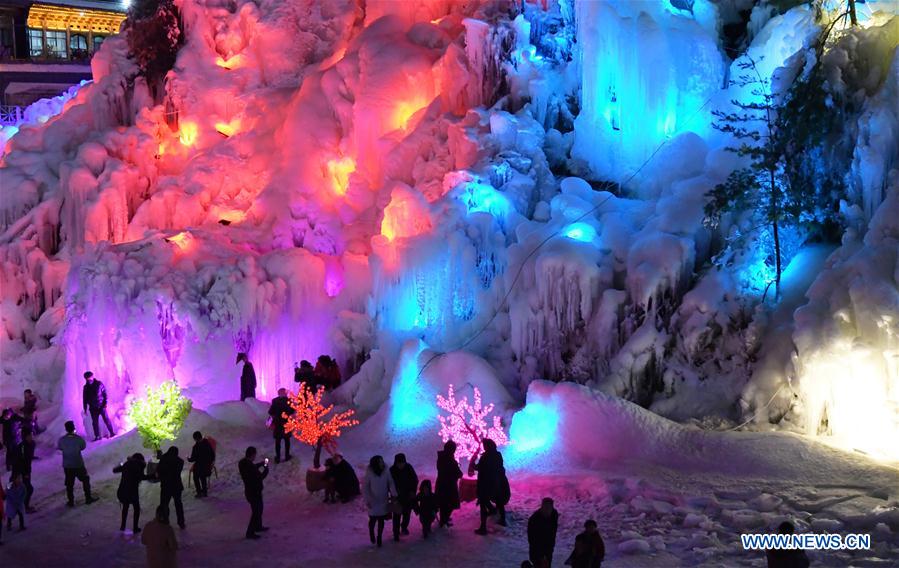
[188,431,215,498]
[267,388,295,463]
[4,474,26,532]
[157,446,186,529]
[82,371,115,441]
[473,438,509,534]
[237,353,256,401]
[363,455,396,548]
[413,479,439,539]
[435,440,462,528]
[14,431,35,513]
[114,453,147,533]
[566,519,605,568]
[389,453,418,541]
[57,421,97,507]
[142,505,178,568]
[1,408,24,472]
[238,446,269,539]
[528,497,559,567]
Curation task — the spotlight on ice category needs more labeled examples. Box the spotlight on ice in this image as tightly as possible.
[563,222,597,243]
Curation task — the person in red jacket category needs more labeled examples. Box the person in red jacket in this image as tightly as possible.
[314,356,342,390]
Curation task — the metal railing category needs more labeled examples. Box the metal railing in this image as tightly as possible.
[0,106,23,126]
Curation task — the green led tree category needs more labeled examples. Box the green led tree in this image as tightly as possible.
[129,380,193,452]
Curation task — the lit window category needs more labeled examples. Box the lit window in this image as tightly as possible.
[70,34,88,59]
[27,28,43,58]
[45,30,67,59]
[92,35,105,51]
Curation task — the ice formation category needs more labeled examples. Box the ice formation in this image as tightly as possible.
[0,0,897,464]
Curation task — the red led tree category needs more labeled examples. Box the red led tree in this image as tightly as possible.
[284,382,358,469]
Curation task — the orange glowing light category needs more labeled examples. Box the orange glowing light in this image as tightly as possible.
[217,209,246,224]
[215,54,245,70]
[390,98,430,131]
[215,119,241,138]
[380,186,432,242]
[327,156,356,196]
[157,142,166,156]
[179,122,198,147]
[166,231,193,251]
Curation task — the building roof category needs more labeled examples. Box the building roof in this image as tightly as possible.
[27,2,127,34]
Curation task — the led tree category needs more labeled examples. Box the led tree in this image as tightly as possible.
[436,384,508,464]
[284,382,358,469]
[129,380,192,452]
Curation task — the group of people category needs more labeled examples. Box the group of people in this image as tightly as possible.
[0,389,41,540]
[237,353,343,403]
[525,497,605,568]
[294,356,342,391]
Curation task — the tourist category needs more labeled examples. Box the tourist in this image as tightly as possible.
[114,453,147,533]
[57,421,97,507]
[328,453,360,503]
[389,453,418,540]
[21,389,39,435]
[142,505,178,568]
[157,446,186,529]
[413,479,438,539]
[16,431,36,513]
[528,497,559,567]
[314,355,341,390]
[362,455,396,547]
[435,440,462,527]
[4,474,26,532]
[0,481,5,544]
[1,408,24,472]
[268,388,295,463]
[82,371,115,441]
[322,458,338,503]
[238,446,269,539]
[294,360,316,387]
[473,438,509,534]
[188,431,215,497]
[566,520,605,568]
[237,353,256,400]
[766,521,810,568]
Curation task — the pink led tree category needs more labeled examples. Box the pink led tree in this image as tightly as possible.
[436,384,508,463]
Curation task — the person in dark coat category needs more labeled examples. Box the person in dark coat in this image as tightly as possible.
[237,353,256,400]
[238,446,269,539]
[14,431,36,513]
[314,355,341,390]
[473,438,508,534]
[21,390,39,435]
[528,497,559,567]
[82,371,116,441]
[114,453,147,533]
[435,440,462,527]
[268,388,295,463]
[57,421,97,507]
[413,479,439,539]
[294,360,316,388]
[389,453,418,540]
[766,521,810,568]
[157,446,186,529]
[187,431,215,497]
[326,453,360,502]
[566,520,605,568]
[1,408,24,472]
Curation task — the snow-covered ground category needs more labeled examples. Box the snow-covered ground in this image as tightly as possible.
[2,396,897,567]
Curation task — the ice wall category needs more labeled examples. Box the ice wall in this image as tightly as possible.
[572,0,725,181]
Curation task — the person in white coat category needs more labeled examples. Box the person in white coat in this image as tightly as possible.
[363,455,396,547]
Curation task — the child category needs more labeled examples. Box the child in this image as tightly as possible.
[413,479,439,538]
[323,458,337,503]
[5,474,26,532]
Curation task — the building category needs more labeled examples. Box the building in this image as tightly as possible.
[0,0,127,111]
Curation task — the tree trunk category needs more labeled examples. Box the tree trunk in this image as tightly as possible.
[313,437,323,469]
[848,0,858,26]
[769,167,782,300]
